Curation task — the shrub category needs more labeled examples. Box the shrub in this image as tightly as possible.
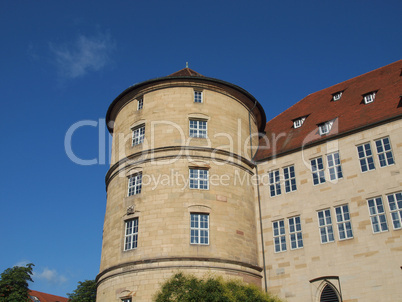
[153,272,283,302]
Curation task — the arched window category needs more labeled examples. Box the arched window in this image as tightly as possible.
[320,284,339,302]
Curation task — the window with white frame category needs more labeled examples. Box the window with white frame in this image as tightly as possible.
[386,192,402,230]
[318,119,335,135]
[288,216,303,249]
[332,91,343,101]
[273,220,286,252]
[132,125,145,146]
[194,90,203,103]
[122,299,132,302]
[269,170,281,197]
[293,117,306,129]
[124,218,138,251]
[311,157,325,185]
[190,213,209,244]
[357,143,375,172]
[283,165,297,193]
[317,209,334,243]
[128,173,142,196]
[189,119,207,138]
[367,197,388,233]
[189,168,209,190]
[375,137,395,167]
[137,97,143,110]
[335,205,353,240]
[363,92,375,104]
[327,152,343,181]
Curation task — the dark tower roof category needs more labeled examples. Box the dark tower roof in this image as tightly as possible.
[168,67,204,77]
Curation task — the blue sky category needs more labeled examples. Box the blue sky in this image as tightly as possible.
[0,0,400,297]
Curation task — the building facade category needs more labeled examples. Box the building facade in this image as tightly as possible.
[97,61,402,301]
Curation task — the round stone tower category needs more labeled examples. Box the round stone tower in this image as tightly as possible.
[96,68,266,301]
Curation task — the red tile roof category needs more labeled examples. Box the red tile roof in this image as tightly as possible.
[168,67,204,77]
[255,60,402,161]
[29,290,69,302]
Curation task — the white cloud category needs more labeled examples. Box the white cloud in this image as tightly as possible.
[34,267,68,285]
[50,32,114,78]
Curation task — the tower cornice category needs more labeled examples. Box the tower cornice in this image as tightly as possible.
[106,74,266,133]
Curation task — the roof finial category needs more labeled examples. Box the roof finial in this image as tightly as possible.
[186,62,189,68]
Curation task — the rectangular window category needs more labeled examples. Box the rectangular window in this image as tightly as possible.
[269,170,281,197]
[386,192,402,230]
[375,137,395,167]
[317,209,334,243]
[364,92,375,104]
[311,157,325,185]
[357,143,375,172]
[132,125,145,146]
[190,213,209,244]
[189,120,207,138]
[124,218,138,251]
[122,299,132,302]
[189,168,209,190]
[128,173,142,196]
[137,97,143,110]
[318,119,334,135]
[327,152,343,181]
[273,220,286,252]
[283,165,297,193]
[367,197,388,233]
[288,216,303,249]
[194,91,203,103]
[335,205,353,240]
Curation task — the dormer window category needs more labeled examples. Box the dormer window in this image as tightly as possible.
[293,117,306,129]
[363,92,376,104]
[318,119,335,136]
[332,91,343,101]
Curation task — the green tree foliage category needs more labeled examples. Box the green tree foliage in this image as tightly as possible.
[153,272,283,302]
[67,279,97,302]
[0,263,34,302]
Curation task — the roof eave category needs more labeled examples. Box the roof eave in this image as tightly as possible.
[256,113,402,162]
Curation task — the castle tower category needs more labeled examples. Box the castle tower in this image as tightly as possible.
[96,68,266,301]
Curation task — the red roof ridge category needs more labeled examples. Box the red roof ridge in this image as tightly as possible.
[333,59,402,86]
[168,67,204,77]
